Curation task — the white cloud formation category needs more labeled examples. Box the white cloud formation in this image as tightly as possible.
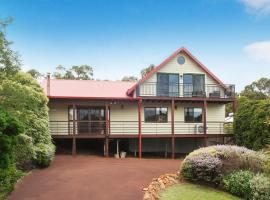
[244,40,270,63]
[239,0,270,15]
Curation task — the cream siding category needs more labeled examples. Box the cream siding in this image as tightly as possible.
[139,52,225,97]
[48,102,226,135]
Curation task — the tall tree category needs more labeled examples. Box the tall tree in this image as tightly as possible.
[0,18,21,77]
[52,65,93,80]
[140,64,155,78]
[240,78,270,100]
[27,69,43,79]
[121,76,138,82]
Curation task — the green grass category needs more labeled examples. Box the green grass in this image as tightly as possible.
[160,183,241,200]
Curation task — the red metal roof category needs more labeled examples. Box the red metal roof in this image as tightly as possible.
[126,47,226,95]
[41,79,136,99]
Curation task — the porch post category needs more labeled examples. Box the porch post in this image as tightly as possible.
[138,98,142,159]
[203,100,207,147]
[105,104,109,157]
[171,99,175,159]
[72,104,76,156]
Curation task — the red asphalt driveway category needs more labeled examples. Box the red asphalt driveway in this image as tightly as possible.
[8,155,181,200]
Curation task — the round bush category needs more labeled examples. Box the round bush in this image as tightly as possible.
[13,134,36,170]
[180,145,266,184]
[223,170,254,199]
[34,143,55,167]
[250,173,270,200]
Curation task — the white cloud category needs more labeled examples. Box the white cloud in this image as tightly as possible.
[244,40,270,63]
[239,0,270,15]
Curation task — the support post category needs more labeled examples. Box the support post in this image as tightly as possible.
[138,98,142,159]
[105,104,109,157]
[203,100,207,147]
[171,99,175,159]
[72,104,76,156]
[72,137,76,156]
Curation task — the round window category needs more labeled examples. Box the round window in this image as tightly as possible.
[177,56,185,65]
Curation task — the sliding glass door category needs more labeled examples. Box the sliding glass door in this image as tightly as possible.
[183,74,205,97]
[77,107,105,134]
[157,73,179,96]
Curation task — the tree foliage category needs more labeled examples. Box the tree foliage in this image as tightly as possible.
[0,18,21,77]
[240,78,270,100]
[121,75,138,82]
[27,69,43,79]
[53,64,93,80]
[234,97,270,150]
[0,19,54,170]
[140,64,155,78]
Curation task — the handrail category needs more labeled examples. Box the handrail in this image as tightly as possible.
[49,120,233,135]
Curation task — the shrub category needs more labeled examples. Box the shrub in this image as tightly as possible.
[234,97,270,150]
[263,145,270,174]
[0,165,24,199]
[0,72,55,168]
[249,173,270,200]
[223,170,254,199]
[180,145,266,184]
[34,143,55,167]
[13,134,36,171]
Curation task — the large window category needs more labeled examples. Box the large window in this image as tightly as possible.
[184,107,203,123]
[157,73,179,97]
[183,74,205,97]
[144,107,168,123]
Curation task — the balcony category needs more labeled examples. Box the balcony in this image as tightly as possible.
[136,83,235,99]
[49,120,233,136]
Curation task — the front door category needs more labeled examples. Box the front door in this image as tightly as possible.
[77,107,105,134]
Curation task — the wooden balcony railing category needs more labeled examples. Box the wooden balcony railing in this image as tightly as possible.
[49,120,233,135]
[136,83,235,99]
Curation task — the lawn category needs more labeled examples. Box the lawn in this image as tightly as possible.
[160,183,241,200]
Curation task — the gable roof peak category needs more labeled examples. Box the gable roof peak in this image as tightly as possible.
[126,46,225,96]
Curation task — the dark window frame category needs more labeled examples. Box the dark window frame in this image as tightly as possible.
[144,107,168,123]
[184,107,203,123]
[157,72,179,97]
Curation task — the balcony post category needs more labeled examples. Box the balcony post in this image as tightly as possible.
[203,100,207,147]
[138,98,142,159]
[171,99,175,159]
[105,104,109,157]
[72,104,76,156]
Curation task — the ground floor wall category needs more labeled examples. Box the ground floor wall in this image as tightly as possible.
[49,101,226,135]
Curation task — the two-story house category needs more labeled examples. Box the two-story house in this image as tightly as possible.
[42,47,235,158]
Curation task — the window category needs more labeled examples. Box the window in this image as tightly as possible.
[177,56,185,65]
[184,107,203,123]
[157,73,179,96]
[183,74,205,97]
[144,107,168,123]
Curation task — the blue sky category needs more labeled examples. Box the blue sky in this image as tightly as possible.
[1,0,270,91]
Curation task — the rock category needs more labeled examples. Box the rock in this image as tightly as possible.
[142,187,148,191]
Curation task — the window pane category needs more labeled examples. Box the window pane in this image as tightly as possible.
[194,108,203,122]
[69,107,73,120]
[145,108,156,122]
[169,74,179,97]
[184,108,194,122]
[156,108,168,123]
[157,73,169,96]
[183,74,193,97]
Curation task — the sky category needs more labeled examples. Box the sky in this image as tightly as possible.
[0,0,270,91]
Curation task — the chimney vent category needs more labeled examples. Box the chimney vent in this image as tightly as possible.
[47,73,51,96]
